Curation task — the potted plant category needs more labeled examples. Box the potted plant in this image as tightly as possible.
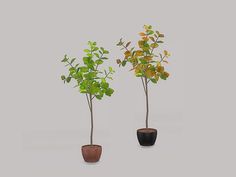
[116,25,171,146]
[61,41,115,162]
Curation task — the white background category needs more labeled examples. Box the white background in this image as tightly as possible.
[0,0,235,176]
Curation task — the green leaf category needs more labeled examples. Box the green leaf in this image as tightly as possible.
[84,72,97,80]
[157,41,164,43]
[150,78,157,83]
[84,49,90,53]
[160,74,167,80]
[101,57,108,60]
[101,82,109,89]
[61,75,66,80]
[95,95,103,100]
[105,88,114,96]
[139,58,148,64]
[121,60,127,66]
[109,66,113,72]
[147,30,154,35]
[69,67,76,75]
[66,77,71,83]
[100,47,105,52]
[83,57,94,66]
[116,38,124,46]
[93,47,99,51]
[94,53,99,58]
[70,58,76,64]
[79,66,89,72]
[61,55,68,62]
[95,59,103,65]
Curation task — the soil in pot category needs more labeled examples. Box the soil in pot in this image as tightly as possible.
[81,145,102,163]
[137,128,157,146]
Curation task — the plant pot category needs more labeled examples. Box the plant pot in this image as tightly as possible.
[81,144,102,163]
[137,128,157,146]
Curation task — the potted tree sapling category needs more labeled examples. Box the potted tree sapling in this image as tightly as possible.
[61,41,115,162]
[116,25,171,146]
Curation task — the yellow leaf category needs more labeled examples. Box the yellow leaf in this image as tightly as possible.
[135,67,140,73]
[124,51,131,59]
[144,56,153,61]
[145,69,153,78]
[163,71,169,78]
[151,43,158,48]
[135,50,143,57]
[164,50,171,57]
[164,50,168,55]
[157,66,164,73]
[138,40,144,48]
[155,74,159,81]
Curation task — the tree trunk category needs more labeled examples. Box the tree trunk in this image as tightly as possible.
[89,94,94,145]
[145,77,149,128]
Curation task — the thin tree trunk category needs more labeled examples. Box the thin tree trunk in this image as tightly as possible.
[144,77,149,128]
[89,94,94,145]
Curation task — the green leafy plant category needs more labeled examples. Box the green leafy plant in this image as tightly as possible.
[116,25,171,128]
[61,41,115,145]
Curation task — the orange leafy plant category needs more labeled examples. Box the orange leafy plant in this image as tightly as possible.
[116,25,171,128]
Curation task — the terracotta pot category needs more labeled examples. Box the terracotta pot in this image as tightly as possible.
[137,128,157,146]
[81,144,102,163]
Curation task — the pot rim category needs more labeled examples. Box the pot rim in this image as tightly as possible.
[82,144,102,148]
[137,128,157,133]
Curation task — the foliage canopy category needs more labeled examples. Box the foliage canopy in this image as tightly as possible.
[61,41,115,100]
[116,25,170,84]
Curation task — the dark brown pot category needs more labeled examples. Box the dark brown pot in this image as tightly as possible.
[137,128,157,146]
[81,144,102,163]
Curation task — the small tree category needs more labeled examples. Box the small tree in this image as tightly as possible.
[61,41,115,145]
[116,25,170,128]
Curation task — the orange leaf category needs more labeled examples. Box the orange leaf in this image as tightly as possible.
[142,36,149,41]
[139,32,146,36]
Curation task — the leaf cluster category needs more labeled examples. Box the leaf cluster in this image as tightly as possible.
[116,25,170,84]
[61,41,115,100]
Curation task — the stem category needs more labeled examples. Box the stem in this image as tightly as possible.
[85,94,91,110]
[121,44,129,51]
[144,77,149,128]
[141,77,146,93]
[150,36,159,55]
[89,93,94,145]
